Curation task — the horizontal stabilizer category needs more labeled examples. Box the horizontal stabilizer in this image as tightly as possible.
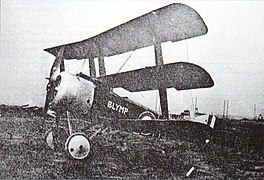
[99,62,214,92]
[44,3,207,59]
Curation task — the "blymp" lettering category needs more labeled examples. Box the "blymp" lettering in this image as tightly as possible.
[107,100,128,114]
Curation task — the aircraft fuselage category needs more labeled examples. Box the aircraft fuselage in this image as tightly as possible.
[46,71,158,120]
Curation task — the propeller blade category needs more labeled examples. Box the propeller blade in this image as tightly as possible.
[44,47,65,112]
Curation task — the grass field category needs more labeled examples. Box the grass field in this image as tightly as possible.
[0,105,263,179]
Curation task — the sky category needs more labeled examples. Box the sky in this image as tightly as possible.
[1,0,264,118]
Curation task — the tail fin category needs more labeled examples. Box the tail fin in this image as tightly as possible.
[189,114,216,129]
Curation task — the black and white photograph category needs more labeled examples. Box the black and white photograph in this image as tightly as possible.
[1,0,263,179]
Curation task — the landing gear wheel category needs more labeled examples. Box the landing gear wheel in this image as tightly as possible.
[138,111,156,120]
[137,111,156,136]
[65,133,91,160]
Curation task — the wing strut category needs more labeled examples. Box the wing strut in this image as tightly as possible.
[89,57,96,77]
[154,42,169,119]
[98,54,106,76]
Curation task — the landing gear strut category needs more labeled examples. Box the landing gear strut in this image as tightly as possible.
[45,111,92,160]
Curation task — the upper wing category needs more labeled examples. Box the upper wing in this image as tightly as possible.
[44,3,207,59]
[99,62,214,92]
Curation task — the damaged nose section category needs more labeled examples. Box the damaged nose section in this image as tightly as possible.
[44,47,64,114]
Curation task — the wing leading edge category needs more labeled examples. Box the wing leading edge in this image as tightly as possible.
[44,3,207,59]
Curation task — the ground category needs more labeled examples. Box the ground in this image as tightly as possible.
[0,105,263,179]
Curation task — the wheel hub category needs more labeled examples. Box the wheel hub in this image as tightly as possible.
[65,133,90,160]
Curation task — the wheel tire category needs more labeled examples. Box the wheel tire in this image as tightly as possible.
[138,111,156,120]
[137,111,156,136]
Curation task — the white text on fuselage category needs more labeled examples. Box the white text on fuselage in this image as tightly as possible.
[107,100,128,114]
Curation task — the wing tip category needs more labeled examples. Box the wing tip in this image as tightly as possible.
[44,47,59,57]
[207,78,214,88]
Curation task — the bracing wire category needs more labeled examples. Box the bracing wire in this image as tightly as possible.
[74,59,87,74]
[185,41,195,113]
[117,51,134,73]
[116,51,151,112]
[185,41,190,62]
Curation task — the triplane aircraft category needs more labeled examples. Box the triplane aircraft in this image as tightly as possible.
[44,3,216,160]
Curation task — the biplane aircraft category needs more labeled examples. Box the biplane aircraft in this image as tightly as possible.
[44,3,215,160]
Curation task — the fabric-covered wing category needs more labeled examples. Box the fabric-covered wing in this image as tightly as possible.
[99,62,214,92]
[44,3,207,59]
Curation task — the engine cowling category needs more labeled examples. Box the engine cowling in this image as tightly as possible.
[47,72,96,117]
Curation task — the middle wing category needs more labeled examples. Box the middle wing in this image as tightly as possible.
[99,62,214,92]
